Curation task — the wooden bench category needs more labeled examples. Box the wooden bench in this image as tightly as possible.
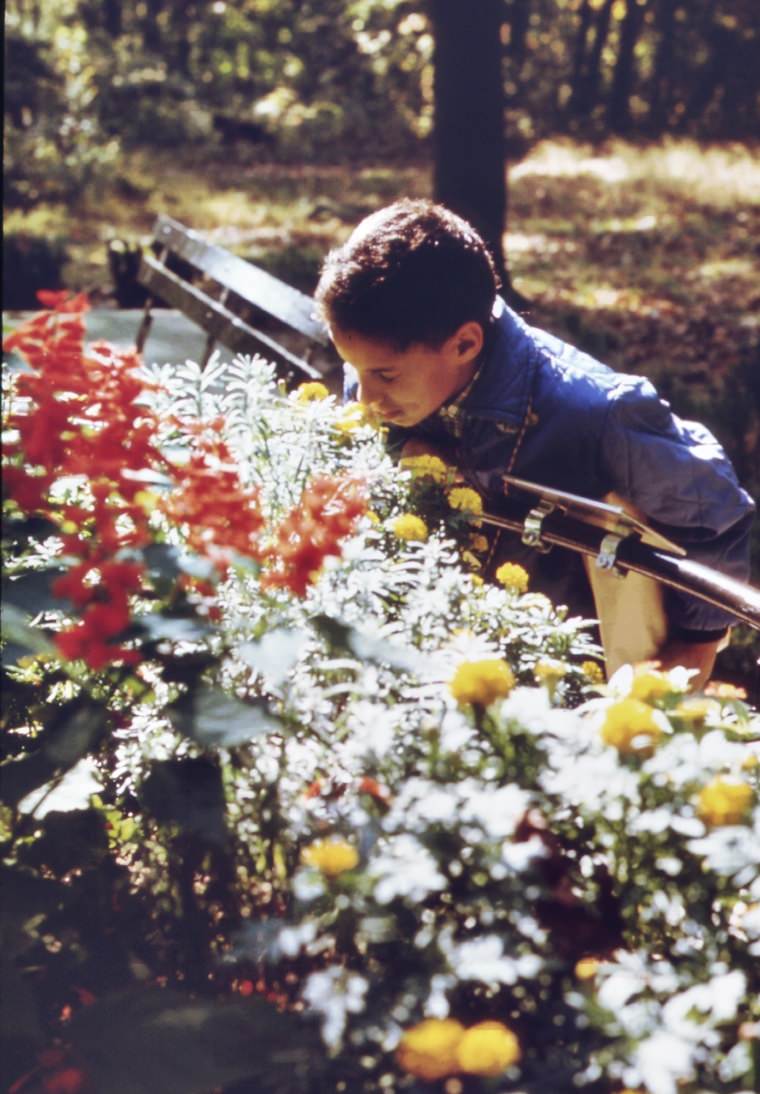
[136,214,341,384]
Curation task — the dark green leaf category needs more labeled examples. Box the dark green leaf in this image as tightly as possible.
[237,627,309,685]
[171,684,282,748]
[177,552,219,582]
[1,513,59,549]
[0,750,57,809]
[140,757,227,842]
[19,809,109,875]
[1,603,56,661]
[0,697,107,808]
[142,542,183,583]
[44,698,108,767]
[134,613,212,643]
[2,566,70,615]
[67,986,321,1094]
[0,866,64,940]
[312,613,423,672]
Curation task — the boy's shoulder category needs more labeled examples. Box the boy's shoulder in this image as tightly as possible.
[467,300,651,426]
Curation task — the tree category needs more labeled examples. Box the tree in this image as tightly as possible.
[607,0,649,133]
[428,0,516,298]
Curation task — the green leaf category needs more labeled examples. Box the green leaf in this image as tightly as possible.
[66,987,321,1094]
[2,566,70,615]
[237,627,309,685]
[0,865,63,932]
[133,613,212,643]
[18,808,109,875]
[171,684,282,748]
[1,603,56,665]
[312,613,423,672]
[142,542,183,583]
[140,757,227,842]
[1,513,59,549]
[0,698,107,809]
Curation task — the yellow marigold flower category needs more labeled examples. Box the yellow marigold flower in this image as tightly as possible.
[742,753,759,772]
[301,838,359,877]
[469,533,490,553]
[534,658,568,685]
[134,489,159,513]
[390,513,428,541]
[674,697,720,726]
[696,778,753,827]
[705,681,747,700]
[396,1018,465,1081]
[581,660,605,684]
[447,487,483,516]
[455,1021,521,1077]
[574,957,600,981]
[600,698,664,756]
[399,454,450,483]
[295,381,329,403]
[461,550,482,570]
[333,403,367,434]
[450,659,515,706]
[629,666,672,703]
[495,562,529,594]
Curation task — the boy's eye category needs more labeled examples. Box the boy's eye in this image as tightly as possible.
[376,372,396,383]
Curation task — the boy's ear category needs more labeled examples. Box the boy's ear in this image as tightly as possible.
[448,320,484,363]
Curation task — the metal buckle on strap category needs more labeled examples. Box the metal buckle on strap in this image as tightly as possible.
[522,499,554,553]
[597,531,625,575]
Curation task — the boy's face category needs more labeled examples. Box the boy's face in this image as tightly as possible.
[331,322,483,428]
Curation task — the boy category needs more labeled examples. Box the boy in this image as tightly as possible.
[314,199,755,687]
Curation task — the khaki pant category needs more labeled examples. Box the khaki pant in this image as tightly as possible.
[583,493,668,678]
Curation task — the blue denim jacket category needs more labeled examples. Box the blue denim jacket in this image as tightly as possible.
[348,299,756,636]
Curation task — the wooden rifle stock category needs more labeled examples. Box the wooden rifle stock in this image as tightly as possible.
[480,503,760,630]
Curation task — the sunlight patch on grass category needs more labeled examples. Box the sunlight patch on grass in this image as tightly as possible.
[591,213,659,234]
[5,205,70,236]
[505,231,578,255]
[514,138,760,208]
[693,257,756,282]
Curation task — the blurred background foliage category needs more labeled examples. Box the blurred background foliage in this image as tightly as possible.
[4,0,759,598]
[5,0,759,209]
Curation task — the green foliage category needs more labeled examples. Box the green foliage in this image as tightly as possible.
[2,345,759,1093]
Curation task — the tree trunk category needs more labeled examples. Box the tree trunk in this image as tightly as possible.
[429,0,516,300]
[141,0,162,53]
[607,0,648,133]
[103,0,122,38]
[680,24,733,129]
[647,0,678,133]
[567,0,594,121]
[575,0,614,118]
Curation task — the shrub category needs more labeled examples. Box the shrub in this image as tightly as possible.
[2,295,758,1094]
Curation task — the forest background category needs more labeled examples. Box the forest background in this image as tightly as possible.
[4,0,759,624]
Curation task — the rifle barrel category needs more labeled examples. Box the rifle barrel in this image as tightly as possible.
[480,509,760,630]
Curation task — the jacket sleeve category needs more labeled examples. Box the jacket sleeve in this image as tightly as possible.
[599,378,756,637]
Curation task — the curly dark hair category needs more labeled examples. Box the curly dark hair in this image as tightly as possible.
[315,199,499,349]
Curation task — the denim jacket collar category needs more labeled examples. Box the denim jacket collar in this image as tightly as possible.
[459,298,537,428]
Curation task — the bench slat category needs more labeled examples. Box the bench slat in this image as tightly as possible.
[151,214,329,345]
[139,255,326,379]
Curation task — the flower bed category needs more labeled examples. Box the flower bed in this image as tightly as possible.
[2,295,759,1094]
